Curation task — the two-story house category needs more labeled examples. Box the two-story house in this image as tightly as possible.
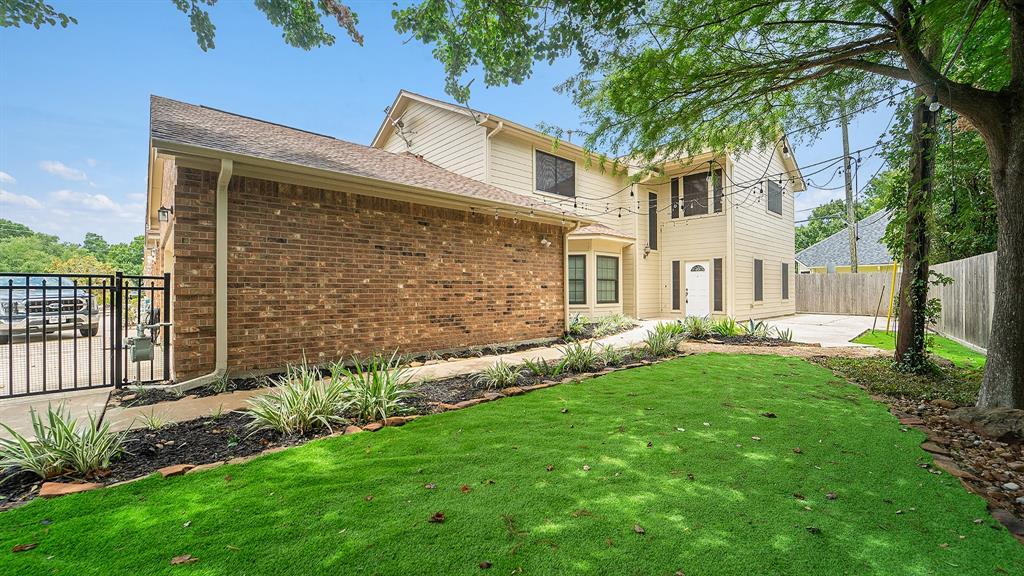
[144,91,803,385]
[372,91,804,322]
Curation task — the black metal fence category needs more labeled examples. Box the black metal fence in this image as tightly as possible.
[0,272,171,398]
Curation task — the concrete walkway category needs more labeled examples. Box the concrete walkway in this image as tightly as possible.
[769,313,878,347]
[0,387,111,440]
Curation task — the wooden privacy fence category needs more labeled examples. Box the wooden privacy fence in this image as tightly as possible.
[929,251,996,350]
[795,271,894,317]
[794,251,996,351]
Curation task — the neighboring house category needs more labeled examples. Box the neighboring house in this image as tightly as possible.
[795,210,894,274]
[145,91,803,382]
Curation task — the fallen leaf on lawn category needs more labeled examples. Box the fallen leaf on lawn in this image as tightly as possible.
[793,448,802,454]
[973,518,983,524]
[460,484,471,493]
[606,538,614,547]
[226,545,240,551]
[895,510,904,515]
[826,492,837,500]
[482,479,496,485]
[429,511,446,523]
[364,495,374,501]
[223,475,233,482]
[793,493,805,500]
[171,554,198,565]
[686,473,695,481]
[479,561,492,569]
[424,483,437,489]
[546,464,554,472]
[703,422,710,427]
[676,571,686,576]
[582,465,591,471]
[646,441,653,447]
[633,524,646,535]
[12,543,38,553]
[751,436,762,441]
[560,408,569,413]
[39,519,52,526]
[761,412,777,418]
[939,543,949,549]
[675,427,686,432]
[806,526,821,535]
[182,521,191,528]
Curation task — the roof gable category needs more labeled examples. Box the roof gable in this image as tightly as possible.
[796,209,894,268]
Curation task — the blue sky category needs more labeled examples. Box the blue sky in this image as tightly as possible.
[1,1,891,244]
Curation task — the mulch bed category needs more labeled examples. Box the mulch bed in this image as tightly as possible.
[693,335,797,347]
[0,412,314,510]
[109,378,272,409]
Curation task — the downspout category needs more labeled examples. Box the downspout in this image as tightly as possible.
[564,219,582,331]
[483,120,504,184]
[176,158,233,391]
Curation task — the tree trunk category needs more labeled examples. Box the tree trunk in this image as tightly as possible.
[894,97,936,368]
[977,101,1024,408]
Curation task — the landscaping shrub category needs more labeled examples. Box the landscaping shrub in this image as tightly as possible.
[0,405,127,479]
[710,316,742,337]
[592,313,639,337]
[682,315,713,339]
[558,341,599,373]
[643,327,683,357]
[775,327,795,343]
[522,357,564,379]
[652,320,686,340]
[339,351,417,423]
[600,343,626,367]
[565,313,590,339]
[740,319,772,339]
[247,363,349,435]
[473,360,521,389]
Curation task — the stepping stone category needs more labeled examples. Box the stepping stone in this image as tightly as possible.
[158,464,195,478]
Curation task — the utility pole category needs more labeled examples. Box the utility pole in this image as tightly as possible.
[840,99,859,273]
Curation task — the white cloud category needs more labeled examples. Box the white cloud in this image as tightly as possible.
[39,160,87,181]
[49,189,143,220]
[0,188,43,209]
[0,171,15,184]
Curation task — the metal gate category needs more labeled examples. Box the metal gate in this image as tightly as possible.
[0,272,171,398]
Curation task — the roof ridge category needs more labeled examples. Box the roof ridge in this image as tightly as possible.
[796,208,889,258]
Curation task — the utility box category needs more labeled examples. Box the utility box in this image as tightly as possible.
[129,336,154,363]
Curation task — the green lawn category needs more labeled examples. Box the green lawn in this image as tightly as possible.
[2,355,1021,575]
[852,330,987,371]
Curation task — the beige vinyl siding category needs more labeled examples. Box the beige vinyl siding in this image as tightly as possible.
[487,132,632,232]
[651,175,729,317]
[730,147,797,319]
[635,186,663,318]
[380,100,486,181]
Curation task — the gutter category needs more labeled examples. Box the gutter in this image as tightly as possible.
[175,158,233,392]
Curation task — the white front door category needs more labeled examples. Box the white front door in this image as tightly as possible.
[685,261,710,317]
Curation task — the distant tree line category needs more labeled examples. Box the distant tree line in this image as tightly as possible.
[0,218,144,275]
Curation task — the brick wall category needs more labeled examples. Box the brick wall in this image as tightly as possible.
[171,166,565,379]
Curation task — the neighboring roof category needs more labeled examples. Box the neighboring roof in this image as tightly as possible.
[150,95,585,222]
[569,223,635,241]
[796,210,894,268]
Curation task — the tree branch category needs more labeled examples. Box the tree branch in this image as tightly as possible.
[842,59,913,81]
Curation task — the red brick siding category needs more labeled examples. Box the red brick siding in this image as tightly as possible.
[171,167,565,379]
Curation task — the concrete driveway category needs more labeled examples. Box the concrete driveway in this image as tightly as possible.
[769,313,880,347]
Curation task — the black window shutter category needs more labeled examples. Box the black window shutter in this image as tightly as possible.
[672,261,680,310]
[713,169,723,213]
[782,263,789,300]
[671,178,679,219]
[754,259,763,301]
[648,192,658,250]
[713,258,723,311]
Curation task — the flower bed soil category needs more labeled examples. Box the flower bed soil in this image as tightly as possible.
[694,335,796,347]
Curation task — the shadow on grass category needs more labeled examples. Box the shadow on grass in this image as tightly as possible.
[1,354,1020,575]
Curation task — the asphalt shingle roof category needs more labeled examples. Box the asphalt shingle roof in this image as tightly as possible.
[150,95,582,221]
[796,209,894,268]
[569,223,635,240]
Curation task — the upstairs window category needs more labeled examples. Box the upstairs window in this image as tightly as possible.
[670,178,680,219]
[683,173,708,216]
[536,150,575,197]
[767,180,783,215]
[712,169,723,213]
[648,192,658,250]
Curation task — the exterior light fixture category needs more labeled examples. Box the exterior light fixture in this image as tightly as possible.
[927,94,941,112]
[540,236,552,248]
[157,206,173,222]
